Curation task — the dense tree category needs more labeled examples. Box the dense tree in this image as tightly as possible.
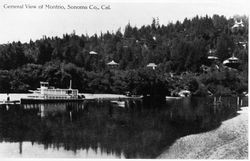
[0,70,11,92]
[0,15,248,95]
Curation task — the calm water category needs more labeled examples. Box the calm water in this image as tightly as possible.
[0,96,248,158]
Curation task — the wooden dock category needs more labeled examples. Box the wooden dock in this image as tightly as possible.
[0,100,20,105]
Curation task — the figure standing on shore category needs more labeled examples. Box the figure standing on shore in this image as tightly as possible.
[7,93,10,101]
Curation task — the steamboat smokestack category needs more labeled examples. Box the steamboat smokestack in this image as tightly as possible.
[69,80,72,89]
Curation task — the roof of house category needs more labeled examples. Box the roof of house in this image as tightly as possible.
[147,63,157,67]
[89,51,98,55]
[107,60,118,65]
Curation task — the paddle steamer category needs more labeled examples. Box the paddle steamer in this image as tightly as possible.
[21,81,84,103]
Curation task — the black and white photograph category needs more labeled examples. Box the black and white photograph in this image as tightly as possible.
[0,0,248,159]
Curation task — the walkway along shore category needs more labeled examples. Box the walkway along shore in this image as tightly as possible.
[158,106,248,159]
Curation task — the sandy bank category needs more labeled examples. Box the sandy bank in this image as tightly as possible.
[158,107,248,159]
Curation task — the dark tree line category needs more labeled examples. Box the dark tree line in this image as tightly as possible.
[0,15,248,96]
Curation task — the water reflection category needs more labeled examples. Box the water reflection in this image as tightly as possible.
[0,97,247,158]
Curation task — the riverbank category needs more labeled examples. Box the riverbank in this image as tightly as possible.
[158,106,248,159]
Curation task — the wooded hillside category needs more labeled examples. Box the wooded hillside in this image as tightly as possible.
[0,15,248,96]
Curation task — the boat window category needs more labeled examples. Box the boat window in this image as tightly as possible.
[40,82,49,87]
[67,90,73,94]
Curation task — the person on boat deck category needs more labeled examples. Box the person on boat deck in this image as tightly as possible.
[7,93,10,101]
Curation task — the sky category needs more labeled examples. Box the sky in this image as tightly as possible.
[0,0,249,44]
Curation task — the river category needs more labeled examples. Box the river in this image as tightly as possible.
[0,95,248,158]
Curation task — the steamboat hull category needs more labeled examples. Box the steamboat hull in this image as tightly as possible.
[20,98,84,104]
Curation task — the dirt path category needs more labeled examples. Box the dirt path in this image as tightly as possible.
[158,107,248,159]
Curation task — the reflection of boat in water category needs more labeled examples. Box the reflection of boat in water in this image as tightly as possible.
[21,81,84,104]
[35,103,67,118]
[22,102,86,118]
[111,101,125,108]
